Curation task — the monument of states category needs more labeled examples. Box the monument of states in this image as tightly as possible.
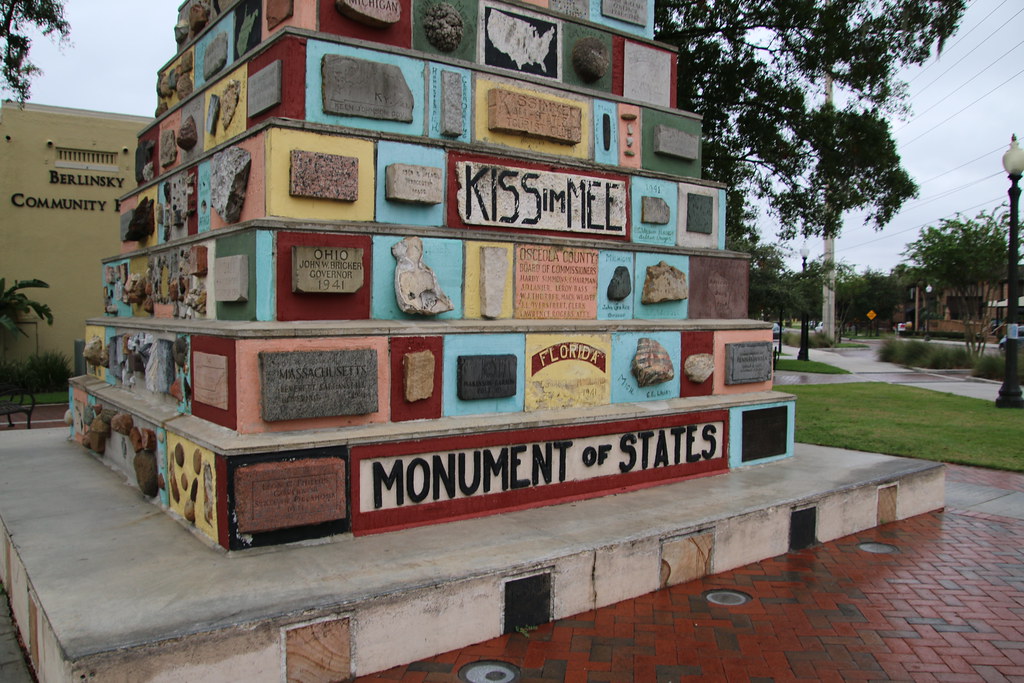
[58,0,934,677]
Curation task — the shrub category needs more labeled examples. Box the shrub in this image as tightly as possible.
[973,351,1024,381]
[0,351,71,393]
[877,339,973,369]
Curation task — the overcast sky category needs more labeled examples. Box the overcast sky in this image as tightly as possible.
[15,0,1022,275]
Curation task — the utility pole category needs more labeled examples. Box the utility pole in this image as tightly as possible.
[822,73,837,342]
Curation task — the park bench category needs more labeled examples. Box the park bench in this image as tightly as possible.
[0,384,35,429]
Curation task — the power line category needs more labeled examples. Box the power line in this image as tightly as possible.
[899,37,1024,131]
[900,67,1024,146]
[907,0,1009,85]
[918,145,1005,184]
[841,195,1004,252]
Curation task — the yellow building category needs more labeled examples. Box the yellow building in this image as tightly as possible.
[1,101,150,362]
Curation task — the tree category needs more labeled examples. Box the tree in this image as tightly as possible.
[654,0,967,243]
[1,0,69,102]
[902,209,1008,357]
[834,268,902,335]
[0,277,52,339]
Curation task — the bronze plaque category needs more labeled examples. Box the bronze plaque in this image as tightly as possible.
[688,255,748,319]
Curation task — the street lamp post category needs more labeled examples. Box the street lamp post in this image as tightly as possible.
[924,285,932,341]
[798,246,810,361]
[997,136,1023,409]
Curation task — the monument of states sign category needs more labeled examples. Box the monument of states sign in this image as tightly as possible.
[73,0,789,552]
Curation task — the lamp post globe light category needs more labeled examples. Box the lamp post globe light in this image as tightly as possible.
[924,284,932,341]
[997,135,1024,409]
[798,245,811,362]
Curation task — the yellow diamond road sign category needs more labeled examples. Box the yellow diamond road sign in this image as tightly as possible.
[867,310,877,320]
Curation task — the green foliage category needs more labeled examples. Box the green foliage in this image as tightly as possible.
[902,209,1008,357]
[973,351,1024,382]
[0,0,70,101]
[0,277,53,338]
[654,0,966,243]
[877,339,973,369]
[0,350,69,392]
[790,383,1023,471]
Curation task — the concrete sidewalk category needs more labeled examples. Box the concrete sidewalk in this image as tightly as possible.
[775,342,1003,402]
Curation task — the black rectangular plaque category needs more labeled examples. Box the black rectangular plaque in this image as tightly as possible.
[457,354,517,400]
[504,573,551,634]
[726,342,773,384]
[741,406,788,462]
[686,193,714,234]
[789,507,817,550]
[259,349,377,421]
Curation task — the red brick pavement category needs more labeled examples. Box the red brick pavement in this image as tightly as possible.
[0,403,67,431]
[360,474,1024,682]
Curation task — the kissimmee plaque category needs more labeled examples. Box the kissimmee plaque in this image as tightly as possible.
[259,349,378,421]
[454,158,627,237]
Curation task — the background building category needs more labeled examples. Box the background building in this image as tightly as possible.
[1,101,150,362]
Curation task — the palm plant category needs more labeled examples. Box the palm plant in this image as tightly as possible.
[0,278,53,338]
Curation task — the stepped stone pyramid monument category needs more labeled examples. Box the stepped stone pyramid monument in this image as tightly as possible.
[70,0,793,551]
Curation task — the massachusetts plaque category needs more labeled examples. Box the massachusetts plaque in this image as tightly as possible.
[234,458,347,532]
[259,349,378,421]
[457,354,517,399]
[725,342,773,384]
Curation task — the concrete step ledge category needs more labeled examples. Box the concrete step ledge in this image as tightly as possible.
[0,430,943,681]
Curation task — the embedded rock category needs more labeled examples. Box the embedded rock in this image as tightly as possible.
[220,80,241,128]
[175,74,193,100]
[134,451,159,498]
[606,265,631,301]
[267,0,294,29]
[110,413,134,435]
[424,3,463,52]
[204,32,229,80]
[124,197,155,241]
[135,140,155,184]
[631,337,674,387]
[177,115,198,150]
[189,2,209,33]
[572,37,609,83]
[82,336,106,368]
[641,261,687,304]
[683,353,715,384]
[210,146,252,224]
[392,236,453,316]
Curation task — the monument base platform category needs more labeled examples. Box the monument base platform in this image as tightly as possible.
[0,430,943,681]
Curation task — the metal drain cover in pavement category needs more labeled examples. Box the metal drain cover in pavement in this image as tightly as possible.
[458,660,521,682]
[858,541,899,554]
[704,589,752,606]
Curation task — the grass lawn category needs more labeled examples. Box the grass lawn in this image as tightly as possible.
[835,342,869,349]
[789,382,1023,472]
[775,358,850,374]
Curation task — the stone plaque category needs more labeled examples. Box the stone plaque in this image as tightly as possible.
[193,352,229,409]
[479,246,509,318]
[235,458,346,533]
[725,342,773,385]
[688,256,748,319]
[486,89,582,145]
[741,407,788,462]
[292,245,364,293]
[456,160,626,237]
[206,94,221,134]
[259,349,378,421]
[290,150,359,201]
[457,354,517,400]
[336,0,401,27]
[550,0,588,20]
[601,0,646,25]
[266,0,294,29]
[384,164,443,204]
[321,55,414,122]
[686,193,714,234]
[203,32,229,81]
[641,196,670,224]
[403,350,435,402]
[159,129,178,167]
[653,125,699,161]
[623,42,672,107]
[248,60,282,116]
[440,70,464,137]
[516,245,598,319]
[215,254,249,302]
[483,6,559,79]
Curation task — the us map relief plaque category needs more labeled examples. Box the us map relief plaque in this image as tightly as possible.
[259,349,378,421]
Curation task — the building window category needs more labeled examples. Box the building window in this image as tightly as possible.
[55,147,119,172]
